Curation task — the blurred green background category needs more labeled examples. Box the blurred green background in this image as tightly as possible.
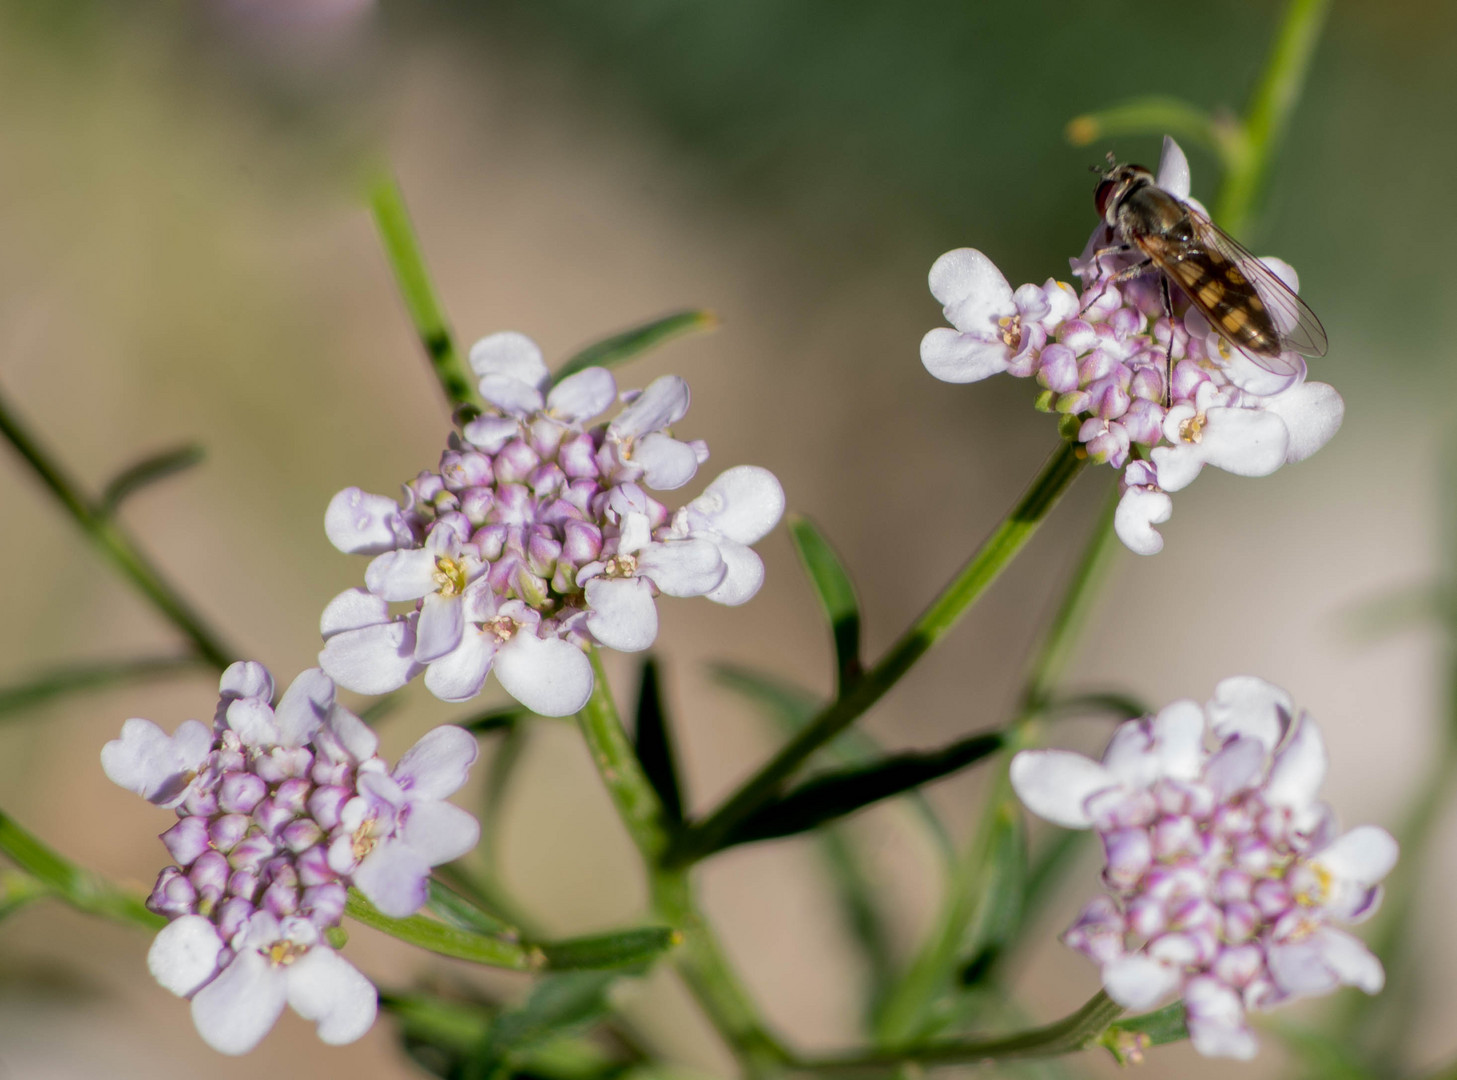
[0,1,1453,1077]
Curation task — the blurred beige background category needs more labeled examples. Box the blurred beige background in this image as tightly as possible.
[0,3,1451,1078]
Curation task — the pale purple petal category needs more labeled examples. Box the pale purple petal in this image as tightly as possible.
[926,248,1016,333]
[285,948,377,1046]
[319,622,421,696]
[1009,750,1117,829]
[365,548,440,602]
[324,705,379,762]
[147,915,224,997]
[632,433,701,490]
[703,538,764,606]
[920,328,1010,384]
[688,466,786,545]
[547,367,617,422]
[461,414,521,453]
[1155,136,1191,200]
[1265,712,1328,809]
[1263,380,1344,464]
[1114,485,1172,556]
[1184,977,1257,1060]
[324,488,409,555]
[415,593,465,664]
[319,588,389,637]
[353,841,431,917]
[226,698,281,746]
[220,661,273,702]
[423,632,497,703]
[585,577,659,653]
[637,538,725,597]
[191,949,286,1056]
[1204,736,1266,800]
[1313,927,1385,993]
[1207,676,1291,751]
[468,331,549,384]
[1101,953,1180,1010]
[394,725,479,799]
[102,718,211,806]
[1313,826,1398,887]
[1150,699,1205,780]
[611,375,691,438]
[401,799,480,865]
[493,633,594,716]
[272,668,335,747]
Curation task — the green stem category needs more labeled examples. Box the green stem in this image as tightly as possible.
[368,172,479,411]
[674,441,1085,865]
[797,991,1122,1071]
[0,810,162,930]
[1214,0,1332,235]
[0,389,235,671]
[0,655,205,717]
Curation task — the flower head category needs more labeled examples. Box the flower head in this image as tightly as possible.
[919,137,1343,555]
[103,662,481,1053]
[320,331,784,714]
[1010,677,1396,1059]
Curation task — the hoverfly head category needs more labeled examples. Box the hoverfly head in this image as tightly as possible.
[1094,162,1154,226]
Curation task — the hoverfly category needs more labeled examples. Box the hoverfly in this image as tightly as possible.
[1091,153,1327,389]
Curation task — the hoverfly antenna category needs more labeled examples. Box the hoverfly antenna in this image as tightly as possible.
[1105,151,1117,168]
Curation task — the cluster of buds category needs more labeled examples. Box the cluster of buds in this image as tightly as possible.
[1011,678,1396,1058]
[320,331,784,715]
[919,137,1343,555]
[102,663,479,1054]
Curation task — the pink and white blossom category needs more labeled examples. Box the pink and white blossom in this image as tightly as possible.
[1010,678,1396,1059]
[918,137,1343,555]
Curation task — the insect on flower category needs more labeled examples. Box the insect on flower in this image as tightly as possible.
[1090,153,1327,386]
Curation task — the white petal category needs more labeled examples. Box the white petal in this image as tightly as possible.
[637,538,725,597]
[1265,711,1328,809]
[1217,346,1304,396]
[147,915,224,997]
[272,668,334,748]
[479,374,546,416]
[285,948,378,1046]
[1267,937,1337,997]
[394,725,479,799]
[423,633,496,703]
[320,588,390,638]
[1148,442,1205,493]
[1184,978,1257,1060]
[1113,485,1172,556]
[633,433,701,490]
[547,366,617,422]
[319,622,421,696]
[353,841,432,917]
[584,578,659,653]
[1199,407,1291,477]
[415,593,465,664]
[469,331,548,386]
[1100,953,1180,1010]
[323,704,379,762]
[920,328,1009,384]
[926,248,1016,332]
[102,718,210,806]
[461,414,521,453]
[1150,699,1206,780]
[689,466,786,544]
[1203,736,1267,800]
[493,633,594,717]
[611,375,691,438]
[1009,749,1116,829]
[365,548,440,602]
[1207,675,1291,751]
[1263,380,1344,463]
[1314,826,1399,887]
[704,538,765,605]
[191,950,287,1055]
[226,698,281,746]
[1313,927,1385,993]
[1156,136,1192,200]
[402,799,481,865]
[324,488,408,555]
[220,660,273,701]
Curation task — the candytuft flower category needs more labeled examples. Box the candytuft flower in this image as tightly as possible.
[320,330,784,714]
[1010,677,1396,1059]
[103,662,481,1054]
[919,137,1343,555]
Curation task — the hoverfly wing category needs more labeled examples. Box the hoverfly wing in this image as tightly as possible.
[1184,209,1328,360]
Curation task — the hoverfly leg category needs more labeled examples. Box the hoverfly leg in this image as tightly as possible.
[1159,273,1174,408]
[1080,243,1142,314]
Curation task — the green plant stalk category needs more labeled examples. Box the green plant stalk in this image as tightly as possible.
[674,441,1085,864]
[797,991,1123,1071]
[0,655,204,717]
[368,172,479,411]
[573,650,786,1072]
[1214,0,1332,235]
[0,810,162,930]
[0,390,236,671]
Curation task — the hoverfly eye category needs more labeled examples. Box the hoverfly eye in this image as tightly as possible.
[1094,178,1116,218]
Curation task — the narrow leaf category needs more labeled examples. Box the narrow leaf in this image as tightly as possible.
[633,657,684,826]
[427,879,519,938]
[1046,690,1151,722]
[816,826,895,1015]
[460,703,531,735]
[0,871,49,922]
[955,802,1028,990]
[1096,1002,1188,1064]
[537,926,680,971]
[468,972,625,1080]
[789,515,862,689]
[346,889,542,970]
[0,811,161,929]
[556,309,716,379]
[1065,95,1235,164]
[0,655,203,718]
[97,443,205,516]
[722,730,1003,847]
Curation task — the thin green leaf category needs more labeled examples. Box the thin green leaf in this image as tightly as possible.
[1096,1002,1188,1064]
[0,870,49,921]
[0,655,203,718]
[954,805,1027,990]
[427,879,519,938]
[467,972,626,1080]
[816,826,895,1016]
[720,730,1003,848]
[461,703,531,735]
[538,927,680,971]
[1342,582,1449,642]
[556,310,717,379]
[347,888,543,970]
[633,657,684,826]
[367,172,477,410]
[0,811,161,929]
[1065,95,1239,166]
[357,693,402,725]
[789,515,863,689]
[96,443,205,517]
[1044,690,1150,722]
